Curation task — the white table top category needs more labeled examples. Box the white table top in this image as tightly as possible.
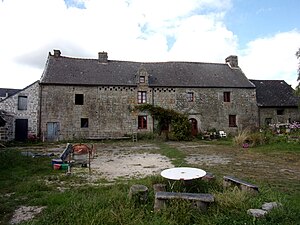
[161,167,206,181]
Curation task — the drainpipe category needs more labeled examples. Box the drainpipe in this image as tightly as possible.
[152,87,155,132]
[38,83,42,141]
[258,106,261,128]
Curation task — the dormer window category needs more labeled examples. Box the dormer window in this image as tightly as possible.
[139,76,145,83]
[187,92,194,102]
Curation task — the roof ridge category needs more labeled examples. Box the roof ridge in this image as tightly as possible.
[50,55,227,65]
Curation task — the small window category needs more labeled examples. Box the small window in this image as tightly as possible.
[138,91,147,104]
[81,118,88,128]
[75,94,84,105]
[18,96,28,110]
[187,92,194,102]
[223,92,231,102]
[277,109,284,115]
[139,76,145,83]
[265,118,272,126]
[229,115,237,127]
[138,116,147,129]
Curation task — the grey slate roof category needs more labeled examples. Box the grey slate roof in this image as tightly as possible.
[40,54,255,88]
[0,88,21,98]
[250,79,299,107]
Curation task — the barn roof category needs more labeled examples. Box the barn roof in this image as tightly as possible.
[40,51,255,88]
[0,88,21,98]
[250,79,299,107]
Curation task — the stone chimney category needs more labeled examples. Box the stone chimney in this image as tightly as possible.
[98,51,108,63]
[225,55,238,68]
[53,49,61,58]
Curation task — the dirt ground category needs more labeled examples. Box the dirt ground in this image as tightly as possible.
[63,142,175,181]
[33,141,300,183]
[10,140,300,224]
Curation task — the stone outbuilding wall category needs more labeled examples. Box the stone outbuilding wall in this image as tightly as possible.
[0,81,40,141]
[258,107,300,127]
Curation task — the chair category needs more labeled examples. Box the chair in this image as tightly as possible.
[219,131,227,138]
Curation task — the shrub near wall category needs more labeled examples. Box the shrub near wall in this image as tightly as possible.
[135,104,192,141]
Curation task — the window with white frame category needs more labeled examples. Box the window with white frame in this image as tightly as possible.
[138,91,147,104]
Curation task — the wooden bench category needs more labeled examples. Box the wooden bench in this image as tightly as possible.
[154,192,214,212]
[223,176,259,193]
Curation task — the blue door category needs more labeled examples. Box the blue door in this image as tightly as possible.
[47,122,59,141]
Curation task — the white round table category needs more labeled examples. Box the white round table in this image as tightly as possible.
[161,167,206,181]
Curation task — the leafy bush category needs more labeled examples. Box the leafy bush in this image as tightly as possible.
[134,104,192,141]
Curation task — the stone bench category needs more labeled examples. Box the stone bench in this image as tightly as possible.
[223,176,259,193]
[154,191,214,212]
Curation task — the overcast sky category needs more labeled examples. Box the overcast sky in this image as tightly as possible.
[1,0,300,89]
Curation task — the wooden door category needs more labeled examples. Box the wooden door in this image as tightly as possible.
[189,118,198,136]
[15,119,28,141]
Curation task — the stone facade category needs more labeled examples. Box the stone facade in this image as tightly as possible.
[39,83,258,141]
[0,81,40,141]
[250,80,300,127]
[0,111,14,141]
[258,107,300,127]
[1,51,298,142]
[40,85,143,140]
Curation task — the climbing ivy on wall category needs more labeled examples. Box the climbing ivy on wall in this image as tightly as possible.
[134,104,192,141]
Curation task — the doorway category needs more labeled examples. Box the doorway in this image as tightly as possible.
[15,119,28,141]
[189,118,198,136]
[47,122,60,141]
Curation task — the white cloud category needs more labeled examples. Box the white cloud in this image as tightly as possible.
[239,30,300,88]
[0,0,298,90]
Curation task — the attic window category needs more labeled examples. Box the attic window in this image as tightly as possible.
[139,76,145,83]
[187,92,194,102]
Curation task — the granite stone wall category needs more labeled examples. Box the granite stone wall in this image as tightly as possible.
[258,107,300,126]
[40,84,258,140]
[0,82,40,141]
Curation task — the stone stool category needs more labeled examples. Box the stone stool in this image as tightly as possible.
[129,184,148,204]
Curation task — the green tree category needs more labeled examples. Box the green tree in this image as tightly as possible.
[296,48,300,95]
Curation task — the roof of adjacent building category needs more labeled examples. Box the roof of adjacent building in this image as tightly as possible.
[250,79,299,107]
[0,81,39,103]
[40,52,255,88]
[0,88,21,98]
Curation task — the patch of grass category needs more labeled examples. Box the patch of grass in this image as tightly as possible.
[156,142,187,166]
[1,141,300,225]
[253,141,300,153]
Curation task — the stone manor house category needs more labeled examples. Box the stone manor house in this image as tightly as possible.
[0,50,299,141]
